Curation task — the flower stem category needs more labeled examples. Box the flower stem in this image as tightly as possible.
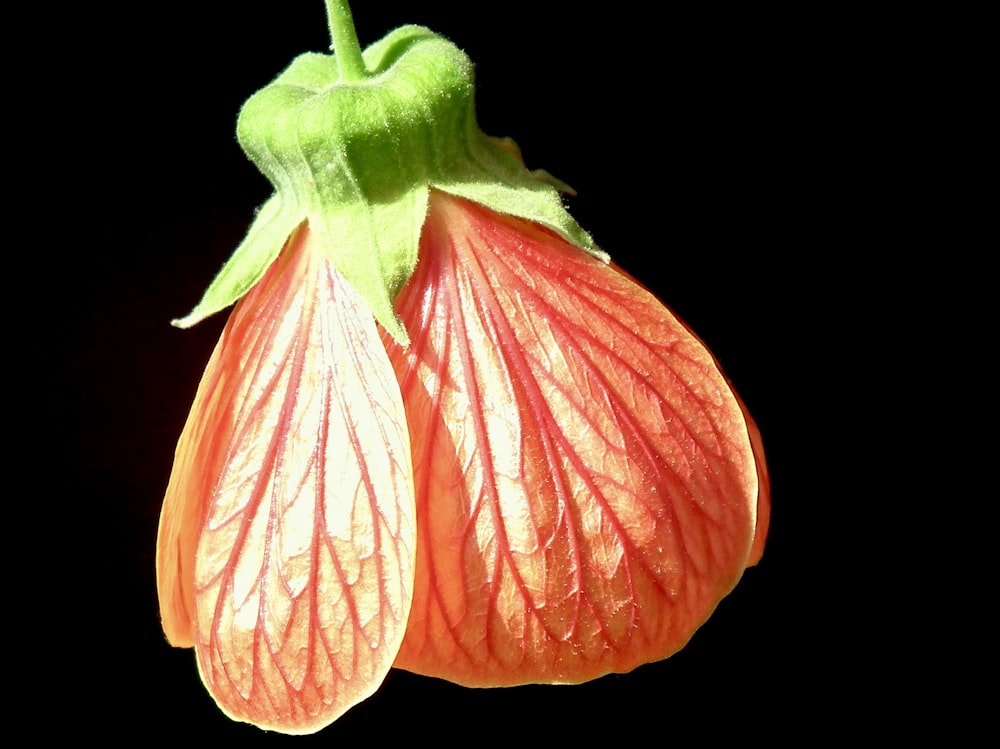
[325,0,368,81]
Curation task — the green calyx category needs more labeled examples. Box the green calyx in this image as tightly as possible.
[174,23,603,343]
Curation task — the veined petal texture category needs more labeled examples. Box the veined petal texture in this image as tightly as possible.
[157,226,415,734]
[387,192,765,685]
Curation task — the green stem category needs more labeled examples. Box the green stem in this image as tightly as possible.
[325,0,368,81]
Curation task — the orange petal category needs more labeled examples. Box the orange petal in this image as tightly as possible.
[156,225,415,733]
[386,192,766,686]
[739,398,770,565]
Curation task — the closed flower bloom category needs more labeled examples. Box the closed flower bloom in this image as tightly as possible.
[157,2,770,734]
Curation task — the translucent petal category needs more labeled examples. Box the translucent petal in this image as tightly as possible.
[157,225,415,734]
[387,192,766,685]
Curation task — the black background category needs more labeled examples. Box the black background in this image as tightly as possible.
[52,1,860,742]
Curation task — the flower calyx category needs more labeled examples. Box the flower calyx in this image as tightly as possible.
[175,26,602,343]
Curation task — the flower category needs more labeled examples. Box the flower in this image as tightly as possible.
[157,3,769,735]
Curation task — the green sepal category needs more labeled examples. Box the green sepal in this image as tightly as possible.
[177,24,604,343]
[309,186,428,343]
[171,194,301,329]
[434,137,608,263]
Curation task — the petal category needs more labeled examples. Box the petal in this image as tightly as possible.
[738,397,770,565]
[156,225,415,734]
[386,192,765,686]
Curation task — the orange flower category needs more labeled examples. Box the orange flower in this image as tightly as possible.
[157,225,416,733]
[156,6,770,734]
[387,192,769,685]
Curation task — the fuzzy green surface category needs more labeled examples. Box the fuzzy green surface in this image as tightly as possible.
[176,26,602,342]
